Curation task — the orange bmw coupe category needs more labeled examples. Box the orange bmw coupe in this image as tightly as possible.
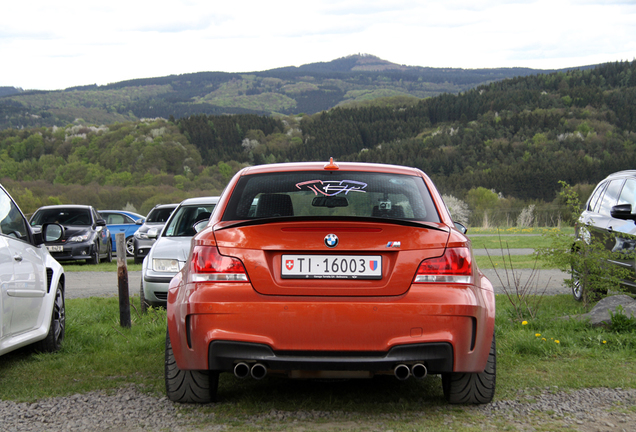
[166,160,496,404]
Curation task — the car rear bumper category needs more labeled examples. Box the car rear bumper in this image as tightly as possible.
[168,279,495,374]
[207,340,453,373]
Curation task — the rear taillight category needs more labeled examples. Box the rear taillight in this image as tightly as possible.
[188,245,248,282]
[413,247,472,284]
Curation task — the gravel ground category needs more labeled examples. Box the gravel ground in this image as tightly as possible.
[1,386,635,431]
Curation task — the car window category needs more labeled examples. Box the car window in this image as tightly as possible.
[147,207,175,223]
[588,181,606,213]
[0,189,29,240]
[618,179,636,214]
[598,179,624,216]
[164,204,216,237]
[31,208,92,226]
[222,171,440,223]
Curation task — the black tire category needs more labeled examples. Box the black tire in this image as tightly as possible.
[442,332,496,404]
[140,279,148,313]
[165,329,218,403]
[88,243,100,265]
[572,270,584,302]
[34,282,65,353]
[126,236,135,257]
[105,241,113,263]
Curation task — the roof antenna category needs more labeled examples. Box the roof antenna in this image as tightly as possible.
[324,157,339,170]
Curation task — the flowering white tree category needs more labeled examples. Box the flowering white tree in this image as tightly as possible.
[442,195,471,226]
[517,204,535,227]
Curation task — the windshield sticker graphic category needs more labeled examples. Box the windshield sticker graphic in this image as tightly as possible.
[296,180,367,196]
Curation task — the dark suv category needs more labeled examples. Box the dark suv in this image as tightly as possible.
[576,170,636,300]
[133,203,177,264]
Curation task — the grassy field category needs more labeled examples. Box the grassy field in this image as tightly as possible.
[1,293,634,430]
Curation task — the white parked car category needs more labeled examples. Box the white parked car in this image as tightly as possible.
[140,196,218,311]
[0,183,66,356]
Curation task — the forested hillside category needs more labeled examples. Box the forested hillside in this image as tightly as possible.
[1,59,635,227]
[0,54,578,131]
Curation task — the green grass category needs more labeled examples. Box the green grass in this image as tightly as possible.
[1,294,634,431]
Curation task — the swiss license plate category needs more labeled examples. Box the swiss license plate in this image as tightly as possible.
[282,255,382,279]
[46,245,63,252]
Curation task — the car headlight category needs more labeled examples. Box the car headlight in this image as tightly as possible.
[135,231,149,240]
[153,258,180,273]
[69,232,91,242]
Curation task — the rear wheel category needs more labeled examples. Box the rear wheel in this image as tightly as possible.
[442,332,496,404]
[34,282,65,353]
[165,329,219,403]
[572,269,584,302]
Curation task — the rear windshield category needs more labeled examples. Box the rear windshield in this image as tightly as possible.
[222,171,440,223]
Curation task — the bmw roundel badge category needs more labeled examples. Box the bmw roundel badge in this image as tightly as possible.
[324,234,339,248]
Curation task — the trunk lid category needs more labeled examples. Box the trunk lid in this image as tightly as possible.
[213,220,450,297]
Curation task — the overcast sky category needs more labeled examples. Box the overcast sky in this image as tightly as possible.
[2,0,635,91]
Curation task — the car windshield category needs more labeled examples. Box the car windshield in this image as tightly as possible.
[164,204,216,237]
[146,207,174,223]
[31,208,91,226]
[222,171,440,223]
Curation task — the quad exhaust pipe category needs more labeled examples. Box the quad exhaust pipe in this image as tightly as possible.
[233,362,268,380]
[236,361,425,381]
[393,363,427,380]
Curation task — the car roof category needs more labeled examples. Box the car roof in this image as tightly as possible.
[152,203,179,209]
[99,210,144,219]
[238,161,425,176]
[605,170,636,179]
[176,196,220,207]
[35,204,93,210]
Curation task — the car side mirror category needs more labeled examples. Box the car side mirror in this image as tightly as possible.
[147,227,159,239]
[136,219,145,225]
[96,219,107,226]
[193,219,209,233]
[34,223,64,245]
[454,221,468,234]
[610,204,636,221]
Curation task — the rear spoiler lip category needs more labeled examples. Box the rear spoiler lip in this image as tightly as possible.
[214,216,449,233]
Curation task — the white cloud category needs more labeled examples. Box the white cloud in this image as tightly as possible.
[1,0,635,90]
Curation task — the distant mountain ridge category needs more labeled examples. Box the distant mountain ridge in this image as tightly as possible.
[0,54,596,130]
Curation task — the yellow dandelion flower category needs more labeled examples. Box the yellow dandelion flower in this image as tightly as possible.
[603,340,607,344]
[555,340,560,344]
[522,321,528,325]
[542,338,546,341]
[535,333,541,337]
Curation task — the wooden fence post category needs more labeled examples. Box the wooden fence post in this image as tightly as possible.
[116,233,131,328]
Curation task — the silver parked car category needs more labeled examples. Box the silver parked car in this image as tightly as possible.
[140,196,218,310]
[133,203,178,264]
[1,183,66,356]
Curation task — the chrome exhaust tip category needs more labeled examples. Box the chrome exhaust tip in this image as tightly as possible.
[411,363,427,379]
[393,364,410,380]
[250,363,267,380]
[233,362,250,379]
